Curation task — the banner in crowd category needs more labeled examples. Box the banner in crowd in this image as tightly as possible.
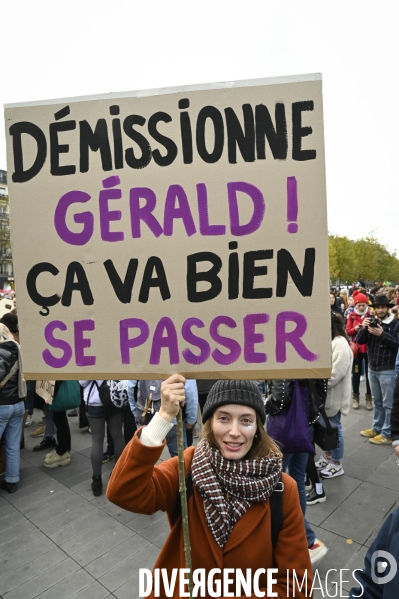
[5,74,331,379]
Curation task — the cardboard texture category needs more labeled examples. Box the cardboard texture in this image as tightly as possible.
[4,74,331,379]
[35,380,55,404]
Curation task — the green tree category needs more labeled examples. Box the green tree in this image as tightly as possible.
[328,235,357,282]
[328,236,339,279]
[353,237,382,281]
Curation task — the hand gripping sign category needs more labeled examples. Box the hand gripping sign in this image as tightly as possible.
[4,74,331,380]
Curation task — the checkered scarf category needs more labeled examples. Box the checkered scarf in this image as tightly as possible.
[191,439,282,548]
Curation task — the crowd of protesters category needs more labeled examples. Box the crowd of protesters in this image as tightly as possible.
[2,279,399,585]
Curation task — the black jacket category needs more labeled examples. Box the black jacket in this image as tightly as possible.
[356,316,399,371]
[266,379,327,424]
[350,508,399,598]
[0,341,21,406]
[196,379,217,397]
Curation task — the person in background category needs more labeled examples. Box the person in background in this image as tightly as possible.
[339,288,349,311]
[102,399,137,464]
[316,313,353,478]
[0,324,26,494]
[370,279,383,298]
[80,380,127,496]
[196,379,217,414]
[349,507,399,598]
[0,313,19,343]
[346,291,372,410]
[306,453,326,506]
[392,374,399,459]
[358,296,399,444]
[31,401,57,452]
[128,379,198,457]
[356,284,373,305]
[385,287,396,303]
[330,291,344,317]
[122,398,137,444]
[344,295,355,324]
[102,424,114,464]
[42,382,73,470]
[0,312,34,427]
[266,378,329,565]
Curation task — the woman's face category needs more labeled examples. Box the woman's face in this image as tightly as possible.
[212,405,257,460]
[356,302,367,313]
[330,294,336,305]
[348,297,355,307]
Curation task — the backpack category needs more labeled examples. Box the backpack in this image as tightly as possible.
[173,471,284,552]
[87,380,113,411]
[108,380,129,408]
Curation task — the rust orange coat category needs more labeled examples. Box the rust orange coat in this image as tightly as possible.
[107,431,313,598]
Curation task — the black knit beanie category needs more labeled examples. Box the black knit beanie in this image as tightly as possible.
[202,380,266,425]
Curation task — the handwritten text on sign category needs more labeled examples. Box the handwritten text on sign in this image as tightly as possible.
[5,75,331,378]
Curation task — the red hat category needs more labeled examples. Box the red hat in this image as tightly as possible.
[353,291,368,305]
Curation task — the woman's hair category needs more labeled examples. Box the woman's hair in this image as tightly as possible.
[386,288,396,301]
[0,323,14,342]
[0,313,18,334]
[331,312,349,341]
[201,413,282,460]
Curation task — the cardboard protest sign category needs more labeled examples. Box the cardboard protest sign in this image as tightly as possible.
[35,380,55,404]
[5,74,331,380]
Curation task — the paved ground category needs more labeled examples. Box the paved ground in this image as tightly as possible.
[1,380,399,599]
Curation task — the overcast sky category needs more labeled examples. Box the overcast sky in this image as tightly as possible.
[1,1,397,253]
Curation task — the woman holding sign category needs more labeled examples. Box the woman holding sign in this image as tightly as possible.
[107,377,312,598]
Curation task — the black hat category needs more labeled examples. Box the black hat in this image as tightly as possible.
[371,295,395,308]
[202,380,266,425]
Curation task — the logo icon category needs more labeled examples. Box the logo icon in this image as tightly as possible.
[371,550,397,584]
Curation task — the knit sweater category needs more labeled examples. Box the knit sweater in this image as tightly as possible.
[356,314,399,371]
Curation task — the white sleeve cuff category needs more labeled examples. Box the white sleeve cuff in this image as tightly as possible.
[140,412,174,446]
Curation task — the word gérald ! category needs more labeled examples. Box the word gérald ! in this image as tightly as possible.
[26,176,315,311]
[9,99,316,183]
[139,567,364,597]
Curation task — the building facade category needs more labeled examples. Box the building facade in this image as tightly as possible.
[0,170,14,289]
